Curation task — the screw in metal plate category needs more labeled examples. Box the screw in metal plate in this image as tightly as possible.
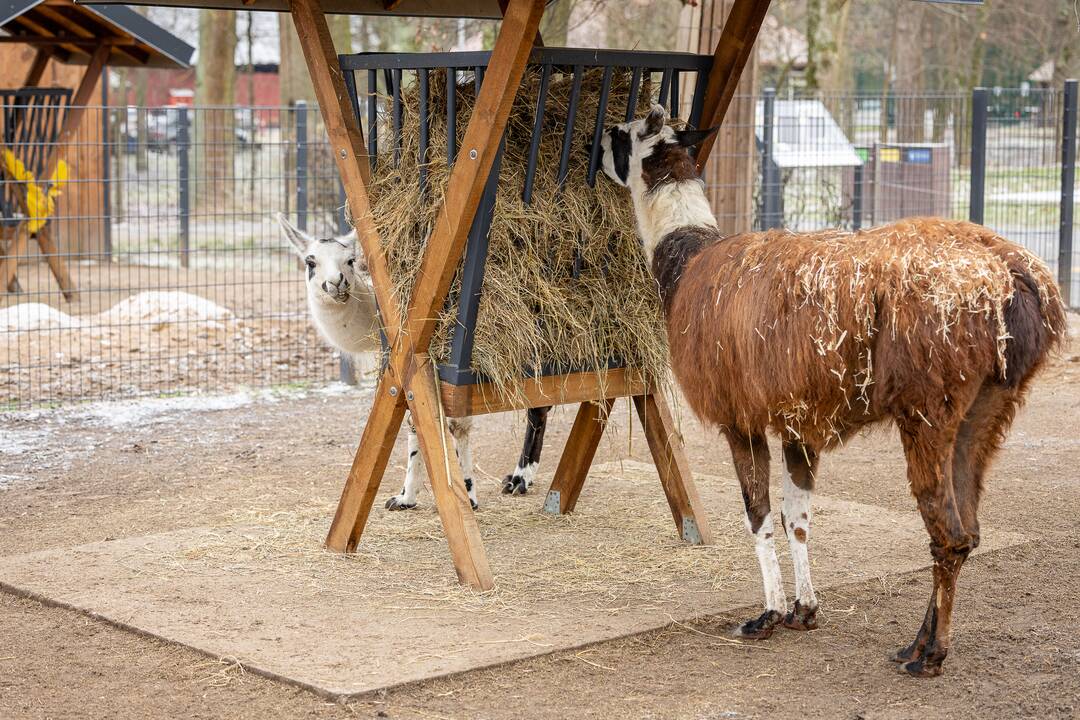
[469,149,478,160]
[405,391,414,401]
[388,386,398,397]
[340,148,347,159]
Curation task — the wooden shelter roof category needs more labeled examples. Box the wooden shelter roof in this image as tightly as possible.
[78,0,547,19]
[0,0,194,68]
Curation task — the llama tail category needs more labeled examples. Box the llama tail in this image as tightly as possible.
[999,255,1068,389]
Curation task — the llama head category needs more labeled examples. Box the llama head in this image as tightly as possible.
[276,213,362,305]
[595,104,717,189]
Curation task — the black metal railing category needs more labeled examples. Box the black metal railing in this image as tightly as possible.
[0,88,71,224]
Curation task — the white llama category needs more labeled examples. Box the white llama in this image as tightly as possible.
[277,214,548,510]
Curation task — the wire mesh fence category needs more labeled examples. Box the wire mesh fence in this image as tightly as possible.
[1,103,344,409]
[1,82,1077,409]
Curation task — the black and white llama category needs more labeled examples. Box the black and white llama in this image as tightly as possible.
[593,105,1065,676]
[276,214,548,509]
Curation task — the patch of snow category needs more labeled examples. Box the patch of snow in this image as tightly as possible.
[98,291,233,326]
[0,303,83,332]
[78,391,258,428]
[1,291,234,336]
[0,474,20,489]
[0,426,53,455]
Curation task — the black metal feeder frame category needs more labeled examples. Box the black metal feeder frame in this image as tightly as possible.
[339,47,716,388]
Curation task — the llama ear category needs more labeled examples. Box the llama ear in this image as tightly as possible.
[276,213,312,257]
[641,104,667,138]
[674,126,719,148]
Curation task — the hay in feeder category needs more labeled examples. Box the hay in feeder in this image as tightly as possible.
[367,67,669,401]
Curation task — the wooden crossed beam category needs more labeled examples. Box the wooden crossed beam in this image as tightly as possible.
[286,0,771,590]
[0,44,107,301]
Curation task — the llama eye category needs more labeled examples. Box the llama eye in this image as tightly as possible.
[305,257,316,268]
[347,258,355,267]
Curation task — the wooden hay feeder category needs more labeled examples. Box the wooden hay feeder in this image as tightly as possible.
[341,47,714,395]
[78,0,773,591]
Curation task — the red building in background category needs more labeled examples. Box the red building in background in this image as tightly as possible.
[122,65,281,107]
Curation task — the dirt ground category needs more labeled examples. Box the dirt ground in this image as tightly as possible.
[0,261,336,408]
[0,316,1078,719]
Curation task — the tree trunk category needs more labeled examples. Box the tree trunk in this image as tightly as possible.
[804,0,822,93]
[540,0,573,46]
[279,15,317,106]
[195,9,236,207]
[892,5,926,143]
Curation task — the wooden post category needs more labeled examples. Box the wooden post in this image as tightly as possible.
[633,393,714,545]
[405,357,492,589]
[686,0,758,236]
[543,398,616,515]
[300,0,546,591]
[694,0,772,170]
[23,49,50,86]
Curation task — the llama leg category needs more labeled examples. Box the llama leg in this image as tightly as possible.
[503,406,550,495]
[386,412,422,510]
[726,431,786,639]
[448,417,478,510]
[895,423,974,677]
[781,441,819,630]
[952,383,1021,549]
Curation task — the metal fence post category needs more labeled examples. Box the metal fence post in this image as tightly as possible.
[761,87,781,229]
[852,163,864,231]
[295,100,308,233]
[177,106,191,269]
[970,87,988,224]
[101,66,111,261]
[1059,79,1077,307]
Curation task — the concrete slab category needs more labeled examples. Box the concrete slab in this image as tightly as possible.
[0,460,1026,699]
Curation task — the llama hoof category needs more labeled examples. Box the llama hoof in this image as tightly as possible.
[782,600,818,631]
[734,610,783,640]
[385,495,417,511]
[888,641,924,664]
[502,474,529,495]
[899,657,945,678]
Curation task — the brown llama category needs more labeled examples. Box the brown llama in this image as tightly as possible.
[594,104,1067,677]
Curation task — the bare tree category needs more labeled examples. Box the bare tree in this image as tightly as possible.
[195,9,237,206]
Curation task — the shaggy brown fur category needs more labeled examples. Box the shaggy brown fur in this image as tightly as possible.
[661,216,1067,674]
[666,218,1067,448]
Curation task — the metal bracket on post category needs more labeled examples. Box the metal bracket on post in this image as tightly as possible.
[1059,79,1077,308]
[681,517,703,545]
[970,87,988,225]
[542,489,562,515]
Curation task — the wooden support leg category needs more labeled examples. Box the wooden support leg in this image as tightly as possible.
[325,378,407,553]
[0,230,29,294]
[405,357,493,590]
[34,226,76,301]
[633,393,714,545]
[542,398,615,515]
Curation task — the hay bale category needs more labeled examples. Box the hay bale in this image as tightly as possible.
[367,67,668,402]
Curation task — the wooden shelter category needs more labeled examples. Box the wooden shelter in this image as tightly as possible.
[80,0,771,590]
[0,0,192,300]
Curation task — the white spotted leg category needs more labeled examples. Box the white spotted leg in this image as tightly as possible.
[386,413,422,510]
[781,441,820,630]
[726,431,788,638]
[447,417,478,510]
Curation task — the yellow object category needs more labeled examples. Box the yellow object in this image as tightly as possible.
[2,149,68,232]
[879,147,901,163]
